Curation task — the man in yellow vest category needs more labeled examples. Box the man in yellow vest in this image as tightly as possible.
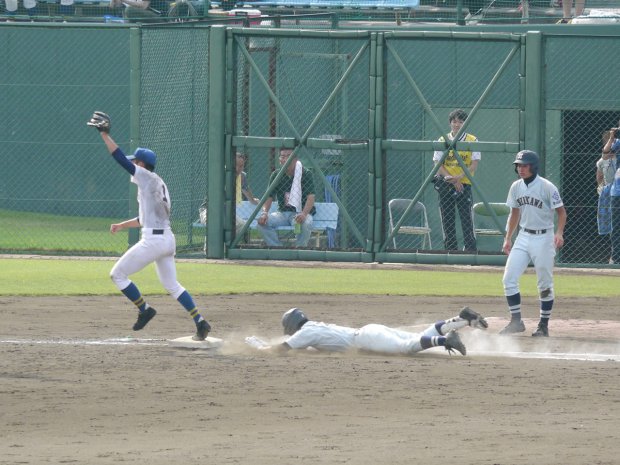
[433,109,480,252]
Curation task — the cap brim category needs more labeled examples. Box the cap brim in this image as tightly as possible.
[126,155,136,160]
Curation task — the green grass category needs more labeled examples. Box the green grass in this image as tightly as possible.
[0,209,202,255]
[0,209,128,254]
[1,258,618,297]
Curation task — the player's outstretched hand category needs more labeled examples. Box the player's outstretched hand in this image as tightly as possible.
[245,336,269,349]
[87,111,111,133]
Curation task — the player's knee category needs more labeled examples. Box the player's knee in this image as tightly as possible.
[539,288,554,300]
[165,283,184,299]
[502,278,519,296]
[110,269,130,290]
[110,268,122,283]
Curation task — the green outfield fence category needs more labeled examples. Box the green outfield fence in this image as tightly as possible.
[1,0,619,26]
[1,20,620,267]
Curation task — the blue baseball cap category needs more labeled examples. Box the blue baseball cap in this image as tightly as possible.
[127,147,157,167]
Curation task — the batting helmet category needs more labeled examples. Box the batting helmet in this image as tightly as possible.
[513,150,539,175]
[128,148,157,169]
[282,308,308,335]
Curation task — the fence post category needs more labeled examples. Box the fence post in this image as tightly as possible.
[207,26,227,258]
[369,32,384,256]
[524,31,544,165]
[128,27,141,248]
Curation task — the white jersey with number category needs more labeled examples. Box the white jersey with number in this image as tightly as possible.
[132,165,171,230]
[506,175,563,230]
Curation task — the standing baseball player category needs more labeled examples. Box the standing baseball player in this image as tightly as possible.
[87,111,211,341]
[245,306,489,356]
[500,150,567,337]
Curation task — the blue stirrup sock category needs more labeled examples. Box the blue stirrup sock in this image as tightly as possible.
[420,335,446,350]
[121,283,147,312]
[177,290,204,323]
[539,299,553,327]
[506,292,522,321]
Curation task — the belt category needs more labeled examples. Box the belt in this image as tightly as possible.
[524,228,547,235]
[152,229,164,235]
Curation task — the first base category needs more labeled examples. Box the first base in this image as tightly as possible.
[168,335,223,350]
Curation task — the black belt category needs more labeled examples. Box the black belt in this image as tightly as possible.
[524,228,547,235]
[152,229,164,235]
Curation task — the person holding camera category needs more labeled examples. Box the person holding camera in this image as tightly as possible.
[596,130,617,241]
[603,123,620,263]
[432,109,480,252]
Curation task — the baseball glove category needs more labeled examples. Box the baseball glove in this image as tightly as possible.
[87,111,111,133]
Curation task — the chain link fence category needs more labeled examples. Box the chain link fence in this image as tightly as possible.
[2,23,620,267]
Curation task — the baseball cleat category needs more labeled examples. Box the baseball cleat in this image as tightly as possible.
[531,325,549,337]
[459,306,488,329]
[192,319,211,341]
[133,306,157,331]
[499,319,526,335]
[444,330,466,356]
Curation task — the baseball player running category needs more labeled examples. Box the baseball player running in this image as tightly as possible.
[87,111,211,341]
[500,150,567,337]
[245,306,489,356]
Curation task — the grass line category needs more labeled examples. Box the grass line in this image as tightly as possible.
[1,258,619,297]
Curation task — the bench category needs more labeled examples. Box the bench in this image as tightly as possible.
[194,200,339,247]
[238,200,339,247]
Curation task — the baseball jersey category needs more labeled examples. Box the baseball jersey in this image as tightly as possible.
[285,321,356,352]
[506,175,563,230]
[132,165,171,230]
[433,133,481,185]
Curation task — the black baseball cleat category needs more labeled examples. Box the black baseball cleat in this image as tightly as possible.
[532,325,549,337]
[499,319,526,335]
[192,319,211,341]
[459,306,488,329]
[133,306,157,331]
[444,330,466,356]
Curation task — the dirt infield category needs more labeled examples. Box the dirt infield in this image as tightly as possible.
[2,294,620,465]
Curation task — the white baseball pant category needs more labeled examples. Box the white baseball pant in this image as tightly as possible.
[110,229,186,299]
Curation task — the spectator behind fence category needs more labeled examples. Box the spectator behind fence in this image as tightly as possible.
[110,0,170,21]
[257,149,316,247]
[235,152,259,227]
[197,152,259,248]
[604,123,620,264]
[4,0,37,16]
[432,109,480,252]
[596,130,618,243]
[558,0,585,23]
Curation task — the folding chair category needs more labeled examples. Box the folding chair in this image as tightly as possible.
[388,199,432,249]
[472,202,510,237]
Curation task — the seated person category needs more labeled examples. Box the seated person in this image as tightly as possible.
[235,152,259,228]
[110,0,170,21]
[197,152,259,228]
[257,149,316,247]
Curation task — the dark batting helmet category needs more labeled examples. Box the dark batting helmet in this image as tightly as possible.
[513,150,539,175]
[282,308,309,335]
